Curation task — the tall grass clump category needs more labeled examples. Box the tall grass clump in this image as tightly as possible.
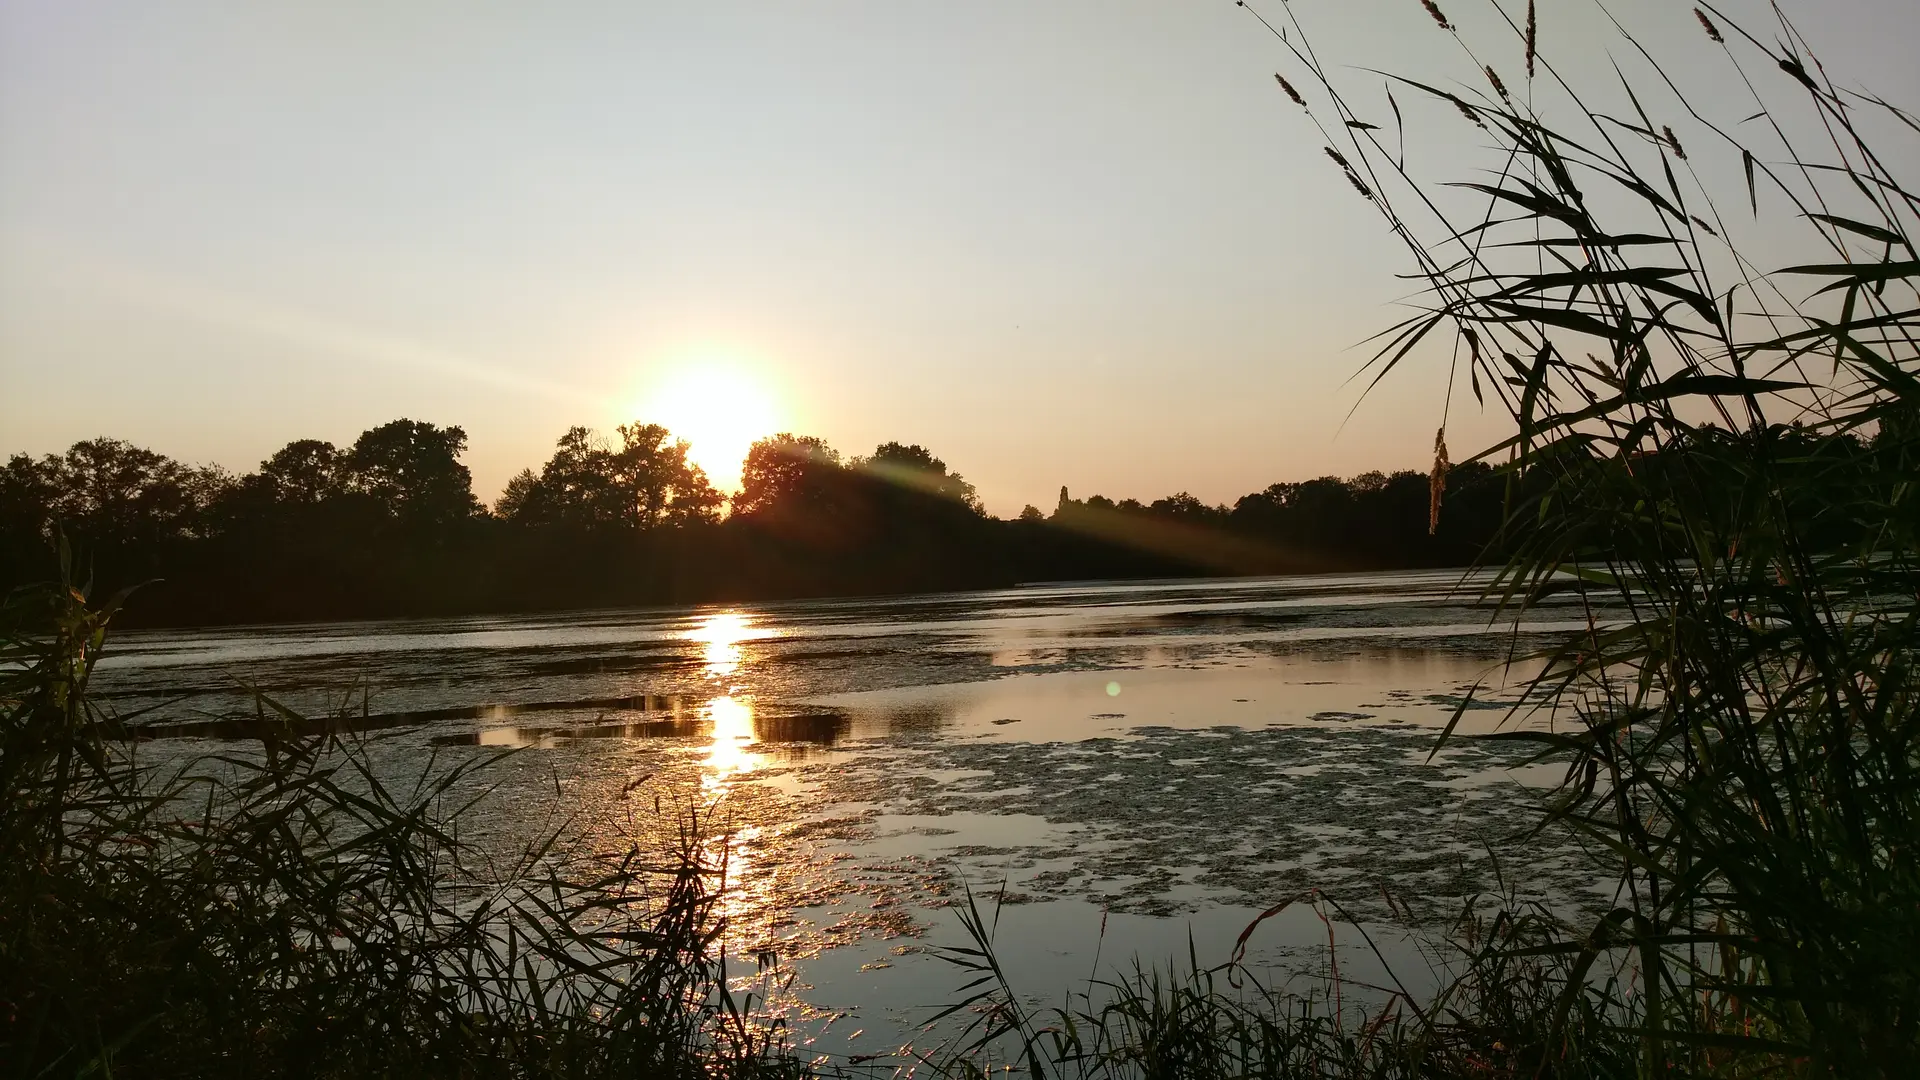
[1241,0,1920,1073]
[927,2,1917,1075]
[928,886,1643,1079]
[0,558,811,1079]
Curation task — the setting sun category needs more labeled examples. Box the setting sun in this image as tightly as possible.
[642,363,778,493]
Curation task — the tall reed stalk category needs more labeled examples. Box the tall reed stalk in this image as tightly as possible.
[0,554,809,1078]
[1244,0,1919,1073]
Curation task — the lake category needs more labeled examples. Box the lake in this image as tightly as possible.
[98,569,1606,1061]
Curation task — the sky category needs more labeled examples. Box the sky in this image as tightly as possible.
[3,0,1916,515]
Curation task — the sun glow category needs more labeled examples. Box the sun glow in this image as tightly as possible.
[641,362,778,493]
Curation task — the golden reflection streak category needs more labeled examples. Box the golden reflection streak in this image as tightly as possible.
[701,695,759,792]
[685,610,770,680]
[695,696,784,978]
[682,612,791,973]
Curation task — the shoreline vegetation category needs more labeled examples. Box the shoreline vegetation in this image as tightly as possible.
[3,0,1917,1076]
[0,427,1515,629]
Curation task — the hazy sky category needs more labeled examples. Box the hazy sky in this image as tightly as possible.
[3,1,1915,514]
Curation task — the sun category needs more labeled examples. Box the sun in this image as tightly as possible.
[641,362,778,493]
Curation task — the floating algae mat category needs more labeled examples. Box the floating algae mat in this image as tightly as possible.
[802,722,1588,920]
[99,570,1611,1056]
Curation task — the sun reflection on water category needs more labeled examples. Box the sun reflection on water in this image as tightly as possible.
[678,610,810,985]
[702,695,759,792]
[686,612,773,793]
[686,610,766,680]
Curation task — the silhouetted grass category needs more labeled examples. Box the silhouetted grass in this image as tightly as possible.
[7,0,1916,1075]
[3,565,1615,1080]
[0,560,814,1079]
[1228,0,1920,1073]
[921,0,1918,1074]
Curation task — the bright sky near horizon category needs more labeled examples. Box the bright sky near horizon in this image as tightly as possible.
[3,0,1916,514]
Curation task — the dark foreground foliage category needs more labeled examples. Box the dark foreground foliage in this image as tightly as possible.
[0,568,1789,1080]
[5,0,1917,1076]
[1238,0,1920,1072]
[0,570,810,1079]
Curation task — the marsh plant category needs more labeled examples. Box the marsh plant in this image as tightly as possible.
[925,0,1919,1075]
[5,0,1916,1076]
[0,561,809,1079]
[1236,0,1918,1073]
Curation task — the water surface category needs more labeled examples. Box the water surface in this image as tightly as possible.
[102,570,1605,1059]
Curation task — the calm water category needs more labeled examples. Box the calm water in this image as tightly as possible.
[99,570,1607,1059]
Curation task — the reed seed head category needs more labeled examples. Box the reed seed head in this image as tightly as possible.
[1525,1,1537,79]
[1345,171,1375,200]
[1428,427,1450,535]
[1454,97,1487,129]
[1324,146,1351,169]
[1421,0,1452,31]
[1485,65,1510,101]
[1694,8,1724,42]
[1274,73,1306,107]
[1663,125,1687,159]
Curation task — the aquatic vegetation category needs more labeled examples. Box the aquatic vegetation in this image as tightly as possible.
[8,0,1916,1071]
[0,570,813,1079]
[1228,0,1920,1072]
[816,724,1577,923]
[0,560,1633,1079]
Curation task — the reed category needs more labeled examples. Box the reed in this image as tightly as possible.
[6,1,1913,1074]
[927,0,1917,1073]
[924,884,1653,1079]
[1236,0,1920,1073]
[0,555,812,1079]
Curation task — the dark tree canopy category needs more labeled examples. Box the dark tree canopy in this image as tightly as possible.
[496,427,627,529]
[497,424,721,530]
[615,423,722,528]
[0,416,1559,626]
[259,440,348,506]
[732,434,841,520]
[347,420,479,530]
[3,438,227,550]
[858,442,981,512]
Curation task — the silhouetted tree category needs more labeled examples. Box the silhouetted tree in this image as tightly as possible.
[613,423,721,527]
[499,424,722,529]
[0,454,59,545]
[732,434,842,519]
[347,420,479,531]
[0,418,1564,626]
[50,438,230,548]
[856,442,982,512]
[498,427,625,528]
[494,469,541,522]
[259,440,348,505]
[1146,492,1226,523]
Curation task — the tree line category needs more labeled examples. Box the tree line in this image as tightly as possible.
[0,419,1512,626]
